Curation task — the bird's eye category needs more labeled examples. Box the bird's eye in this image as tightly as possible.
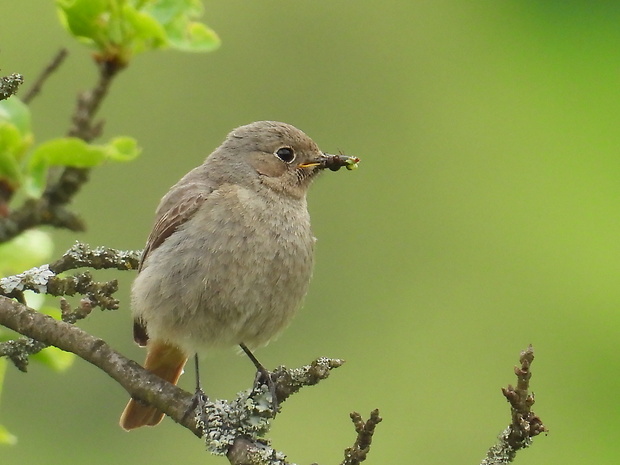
[275,147,295,163]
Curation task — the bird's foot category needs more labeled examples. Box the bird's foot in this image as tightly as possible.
[183,387,209,433]
[253,366,280,416]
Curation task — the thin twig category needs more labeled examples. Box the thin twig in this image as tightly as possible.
[66,58,123,141]
[341,410,383,465]
[22,48,69,104]
[481,346,547,465]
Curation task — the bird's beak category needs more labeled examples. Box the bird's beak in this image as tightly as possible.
[297,153,328,170]
[297,161,322,168]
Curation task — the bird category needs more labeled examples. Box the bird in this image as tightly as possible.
[119,121,358,430]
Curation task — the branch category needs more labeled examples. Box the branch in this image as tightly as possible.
[0,73,24,101]
[0,295,196,429]
[0,198,85,242]
[481,346,547,465]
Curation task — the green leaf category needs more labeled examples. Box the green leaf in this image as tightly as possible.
[0,99,34,189]
[56,0,219,62]
[143,0,220,52]
[0,124,25,187]
[105,136,141,161]
[0,424,17,446]
[31,346,75,372]
[0,359,17,445]
[168,21,220,52]
[0,229,54,277]
[25,136,140,197]
[56,0,111,47]
[0,98,32,137]
[121,4,168,54]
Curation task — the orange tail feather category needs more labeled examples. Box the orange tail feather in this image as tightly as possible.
[120,341,188,430]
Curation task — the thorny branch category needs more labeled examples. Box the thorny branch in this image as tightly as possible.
[481,346,547,465]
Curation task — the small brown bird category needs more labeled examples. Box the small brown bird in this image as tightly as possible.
[120,121,358,430]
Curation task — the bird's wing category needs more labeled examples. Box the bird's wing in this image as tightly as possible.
[133,178,214,346]
[138,190,209,272]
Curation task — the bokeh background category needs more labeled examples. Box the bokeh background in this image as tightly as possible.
[2,1,620,464]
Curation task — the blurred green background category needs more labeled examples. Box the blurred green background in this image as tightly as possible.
[2,1,620,463]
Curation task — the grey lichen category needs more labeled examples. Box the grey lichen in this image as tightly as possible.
[0,265,54,294]
[0,73,24,100]
[481,427,528,465]
[200,384,275,456]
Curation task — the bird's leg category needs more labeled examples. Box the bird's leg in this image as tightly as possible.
[239,343,279,414]
[182,353,209,431]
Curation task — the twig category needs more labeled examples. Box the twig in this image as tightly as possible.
[0,198,85,242]
[0,73,24,101]
[0,338,47,372]
[481,346,547,465]
[22,48,69,104]
[49,241,141,273]
[341,410,383,465]
[66,58,123,141]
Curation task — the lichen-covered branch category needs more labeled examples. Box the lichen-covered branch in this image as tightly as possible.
[0,243,140,370]
[0,295,195,426]
[0,337,47,372]
[0,242,139,309]
[0,73,24,101]
[49,241,141,273]
[481,346,547,465]
[341,410,383,465]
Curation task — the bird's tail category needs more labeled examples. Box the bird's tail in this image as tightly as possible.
[119,341,188,430]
